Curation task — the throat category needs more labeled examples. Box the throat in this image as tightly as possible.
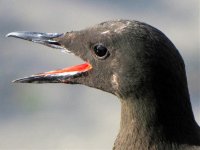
[113,97,160,150]
[113,96,199,150]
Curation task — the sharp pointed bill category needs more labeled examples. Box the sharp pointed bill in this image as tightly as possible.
[6,31,66,49]
[12,62,92,83]
[6,31,93,83]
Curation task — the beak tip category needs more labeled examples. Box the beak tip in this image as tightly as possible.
[5,32,19,38]
[12,79,22,83]
[5,33,11,37]
[12,77,30,83]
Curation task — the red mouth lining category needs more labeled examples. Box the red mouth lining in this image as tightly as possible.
[37,62,92,76]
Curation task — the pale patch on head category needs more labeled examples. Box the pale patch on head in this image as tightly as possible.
[126,20,131,26]
[114,21,131,33]
[101,30,110,35]
[111,73,119,90]
[110,23,115,26]
[114,25,127,33]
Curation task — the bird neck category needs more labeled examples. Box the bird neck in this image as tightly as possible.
[113,94,200,150]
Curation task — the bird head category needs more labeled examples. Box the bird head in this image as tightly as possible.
[6,20,184,99]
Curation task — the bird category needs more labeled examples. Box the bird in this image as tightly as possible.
[6,20,200,150]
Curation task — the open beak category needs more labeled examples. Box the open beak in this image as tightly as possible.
[6,31,92,83]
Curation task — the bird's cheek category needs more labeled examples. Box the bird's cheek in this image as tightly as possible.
[111,73,120,92]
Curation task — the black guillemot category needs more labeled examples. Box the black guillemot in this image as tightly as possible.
[7,20,200,150]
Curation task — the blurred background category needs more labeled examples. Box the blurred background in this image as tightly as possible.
[0,0,199,149]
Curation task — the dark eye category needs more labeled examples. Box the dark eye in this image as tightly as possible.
[93,44,109,59]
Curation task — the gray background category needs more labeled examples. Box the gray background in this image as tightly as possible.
[0,0,199,150]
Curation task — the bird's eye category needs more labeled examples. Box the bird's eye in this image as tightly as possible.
[93,44,109,59]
